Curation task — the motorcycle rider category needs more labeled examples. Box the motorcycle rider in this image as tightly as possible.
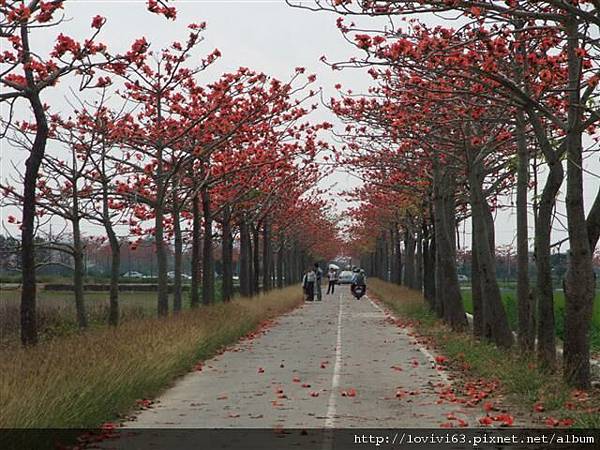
[350,268,367,299]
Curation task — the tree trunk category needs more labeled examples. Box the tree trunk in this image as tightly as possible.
[222,206,233,302]
[72,216,87,329]
[404,229,416,288]
[373,236,381,278]
[415,227,423,291]
[423,225,436,307]
[155,201,169,316]
[516,112,534,352]
[395,225,403,284]
[387,234,392,281]
[154,106,169,316]
[290,242,297,284]
[190,193,201,307]
[388,228,397,283]
[382,233,390,281]
[252,223,260,295]
[276,238,284,289]
[527,108,563,369]
[284,245,292,286]
[587,186,600,251]
[563,18,595,388]
[535,160,562,369]
[108,234,120,326]
[584,185,600,375]
[468,160,513,348]
[286,246,293,285]
[101,175,120,326]
[296,250,304,281]
[262,219,271,291]
[173,205,183,312]
[20,90,49,345]
[471,219,484,339]
[239,218,250,296]
[433,183,445,319]
[201,186,214,305]
[433,158,467,330]
[292,241,300,283]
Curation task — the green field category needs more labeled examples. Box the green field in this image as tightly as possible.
[460,288,600,352]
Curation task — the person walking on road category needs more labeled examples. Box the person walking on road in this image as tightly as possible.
[302,268,316,302]
[314,263,323,301]
[326,267,338,295]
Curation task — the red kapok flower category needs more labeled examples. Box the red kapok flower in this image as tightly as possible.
[91,15,105,29]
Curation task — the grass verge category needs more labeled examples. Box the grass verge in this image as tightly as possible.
[369,279,600,428]
[0,282,230,344]
[0,286,302,428]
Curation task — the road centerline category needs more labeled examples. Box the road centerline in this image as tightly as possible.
[324,292,344,428]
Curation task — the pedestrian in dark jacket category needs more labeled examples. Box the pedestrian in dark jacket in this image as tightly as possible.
[314,263,323,301]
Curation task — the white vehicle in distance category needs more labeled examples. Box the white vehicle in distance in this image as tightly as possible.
[121,271,144,279]
[337,270,354,285]
[167,271,192,280]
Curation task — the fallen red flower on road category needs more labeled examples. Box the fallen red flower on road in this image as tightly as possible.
[493,414,514,427]
[483,401,495,412]
[135,399,153,409]
[478,416,493,426]
[545,417,560,427]
[435,355,448,365]
[560,418,575,427]
[100,422,118,431]
[456,418,468,427]
[347,387,357,397]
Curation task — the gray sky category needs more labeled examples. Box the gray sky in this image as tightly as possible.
[1,0,599,250]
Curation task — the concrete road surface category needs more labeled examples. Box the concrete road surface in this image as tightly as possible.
[123,289,472,430]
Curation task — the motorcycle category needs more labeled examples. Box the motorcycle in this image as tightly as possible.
[351,284,366,300]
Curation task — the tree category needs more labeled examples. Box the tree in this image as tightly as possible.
[0,0,174,345]
[298,0,600,386]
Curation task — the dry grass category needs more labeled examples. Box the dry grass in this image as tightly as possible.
[369,278,600,428]
[0,287,302,428]
[368,279,433,320]
[0,289,157,344]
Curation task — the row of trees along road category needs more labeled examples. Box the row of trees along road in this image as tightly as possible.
[0,1,341,345]
[295,0,600,389]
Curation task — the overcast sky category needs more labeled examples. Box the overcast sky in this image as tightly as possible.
[1,0,599,251]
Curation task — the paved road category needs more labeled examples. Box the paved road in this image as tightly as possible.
[125,288,471,429]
